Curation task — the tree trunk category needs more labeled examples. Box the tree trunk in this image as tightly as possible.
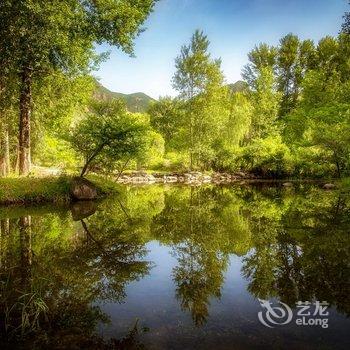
[0,125,11,176]
[80,142,107,177]
[19,216,32,289]
[336,160,341,179]
[18,67,32,176]
[334,152,342,179]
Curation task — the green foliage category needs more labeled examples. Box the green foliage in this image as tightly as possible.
[70,99,150,176]
[242,43,277,88]
[1,8,349,178]
[341,1,350,34]
[248,66,281,139]
[148,97,185,152]
[34,135,79,170]
[172,30,228,169]
[240,135,292,177]
[0,0,157,175]
[284,35,350,177]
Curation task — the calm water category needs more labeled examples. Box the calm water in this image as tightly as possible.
[0,184,349,349]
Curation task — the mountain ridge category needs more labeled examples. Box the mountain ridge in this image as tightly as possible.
[94,79,247,113]
[94,80,155,113]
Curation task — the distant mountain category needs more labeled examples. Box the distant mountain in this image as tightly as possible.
[228,80,248,93]
[94,80,155,113]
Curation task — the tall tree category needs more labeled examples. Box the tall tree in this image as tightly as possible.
[341,1,350,34]
[148,97,185,152]
[277,34,316,116]
[172,30,226,169]
[248,67,281,140]
[0,60,17,177]
[0,0,157,175]
[242,43,277,89]
[286,35,350,178]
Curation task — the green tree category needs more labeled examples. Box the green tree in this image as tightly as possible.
[70,99,149,177]
[242,43,277,89]
[285,34,350,177]
[0,0,157,175]
[148,97,185,152]
[248,66,281,140]
[341,1,350,34]
[277,34,316,116]
[172,30,227,170]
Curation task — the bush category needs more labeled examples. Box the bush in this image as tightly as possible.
[239,136,293,178]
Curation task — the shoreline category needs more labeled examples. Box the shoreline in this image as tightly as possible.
[0,173,346,206]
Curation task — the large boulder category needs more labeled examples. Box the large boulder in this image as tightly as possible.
[70,177,98,201]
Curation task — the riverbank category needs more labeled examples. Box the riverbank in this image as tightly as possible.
[0,175,120,205]
[0,173,348,206]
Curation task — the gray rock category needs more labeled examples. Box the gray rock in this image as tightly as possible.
[283,182,294,187]
[165,176,178,183]
[70,177,98,201]
[236,171,246,178]
[202,175,212,183]
[323,183,337,190]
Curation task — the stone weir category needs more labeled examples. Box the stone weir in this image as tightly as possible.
[116,171,256,185]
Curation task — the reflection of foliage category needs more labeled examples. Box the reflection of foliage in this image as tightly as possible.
[0,204,153,348]
[0,183,350,346]
[172,242,226,326]
[152,186,251,325]
[242,188,350,315]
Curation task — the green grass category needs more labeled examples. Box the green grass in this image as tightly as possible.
[86,174,121,195]
[339,177,350,193]
[0,175,120,205]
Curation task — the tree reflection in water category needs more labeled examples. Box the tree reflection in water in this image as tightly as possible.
[0,201,152,349]
[0,184,349,348]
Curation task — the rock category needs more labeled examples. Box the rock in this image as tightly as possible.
[146,174,156,183]
[153,173,164,178]
[323,183,337,190]
[283,182,294,187]
[70,177,98,201]
[202,175,212,183]
[70,201,97,221]
[131,176,146,183]
[165,176,178,183]
[236,171,246,178]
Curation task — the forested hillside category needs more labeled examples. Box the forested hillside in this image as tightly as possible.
[94,80,154,113]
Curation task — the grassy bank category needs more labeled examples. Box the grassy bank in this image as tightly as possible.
[339,177,350,193]
[0,175,120,205]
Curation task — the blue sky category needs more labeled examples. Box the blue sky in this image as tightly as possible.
[95,0,348,99]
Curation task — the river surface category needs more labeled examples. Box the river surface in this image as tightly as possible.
[0,184,349,349]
